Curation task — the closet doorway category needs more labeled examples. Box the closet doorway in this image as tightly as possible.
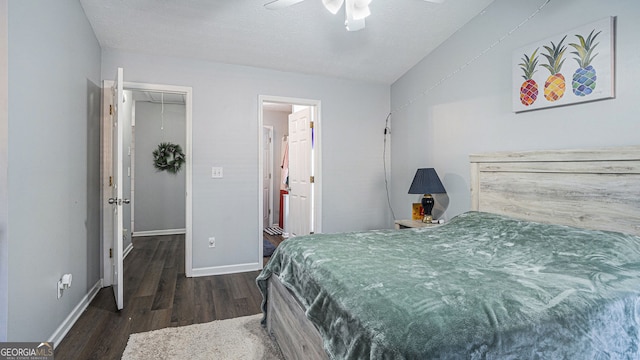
[258,96,322,252]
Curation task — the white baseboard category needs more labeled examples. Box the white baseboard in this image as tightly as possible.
[123,242,134,259]
[191,262,262,277]
[132,228,186,237]
[49,278,103,348]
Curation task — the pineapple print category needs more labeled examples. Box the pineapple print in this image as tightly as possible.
[541,36,568,102]
[518,48,540,106]
[569,30,601,96]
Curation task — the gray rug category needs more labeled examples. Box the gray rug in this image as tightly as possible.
[122,314,284,360]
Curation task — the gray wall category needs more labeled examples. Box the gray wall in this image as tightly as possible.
[0,0,8,342]
[7,0,102,341]
[390,0,640,221]
[134,101,186,232]
[263,109,289,227]
[102,49,391,270]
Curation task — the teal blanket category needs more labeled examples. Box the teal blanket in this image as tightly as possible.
[257,212,640,359]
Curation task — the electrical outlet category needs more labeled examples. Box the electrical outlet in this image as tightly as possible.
[208,237,216,248]
[212,167,223,178]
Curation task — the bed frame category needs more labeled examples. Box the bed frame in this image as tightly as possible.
[266,146,640,359]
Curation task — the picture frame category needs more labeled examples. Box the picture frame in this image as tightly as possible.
[512,17,615,113]
[412,203,423,220]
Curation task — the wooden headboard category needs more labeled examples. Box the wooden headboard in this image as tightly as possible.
[470,146,640,237]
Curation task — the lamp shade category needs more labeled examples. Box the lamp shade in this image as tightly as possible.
[408,168,446,194]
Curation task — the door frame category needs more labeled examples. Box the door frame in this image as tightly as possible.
[258,95,322,257]
[263,125,274,228]
[101,81,194,284]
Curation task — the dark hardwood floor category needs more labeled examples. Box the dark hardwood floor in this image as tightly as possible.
[55,235,264,360]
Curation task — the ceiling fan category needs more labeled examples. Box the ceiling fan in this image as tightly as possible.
[264,0,445,31]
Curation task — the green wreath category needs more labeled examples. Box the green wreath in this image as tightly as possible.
[153,142,185,174]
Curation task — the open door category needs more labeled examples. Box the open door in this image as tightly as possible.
[109,68,126,310]
[288,107,312,236]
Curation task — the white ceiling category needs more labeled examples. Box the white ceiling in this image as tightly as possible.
[80,0,495,85]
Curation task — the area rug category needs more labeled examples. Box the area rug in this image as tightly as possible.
[263,238,277,257]
[122,314,284,360]
[264,226,283,236]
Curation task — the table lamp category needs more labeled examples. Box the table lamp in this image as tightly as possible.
[408,168,446,223]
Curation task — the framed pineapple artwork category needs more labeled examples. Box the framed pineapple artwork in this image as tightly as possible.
[512,17,615,113]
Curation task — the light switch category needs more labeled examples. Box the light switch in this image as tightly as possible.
[212,167,223,178]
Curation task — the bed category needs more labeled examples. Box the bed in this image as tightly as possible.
[257,146,640,359]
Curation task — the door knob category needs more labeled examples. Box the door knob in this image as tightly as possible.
[123,199,130,204]
[108,198,117,204]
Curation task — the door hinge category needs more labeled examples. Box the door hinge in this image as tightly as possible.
[109,248,113,258]
[310,176,315,183]
[109,104,113,115]
[109,176,113,187]
[309,121,314,129]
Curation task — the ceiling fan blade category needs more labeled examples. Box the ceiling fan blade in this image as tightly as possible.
[322,0,344,14]
[264,0,306,10]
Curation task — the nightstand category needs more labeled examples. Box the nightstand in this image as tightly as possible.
[394,219,441,229]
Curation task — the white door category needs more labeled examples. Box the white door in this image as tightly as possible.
[288,107,312,236]
[110,68,125,310]
[263,126,273,229]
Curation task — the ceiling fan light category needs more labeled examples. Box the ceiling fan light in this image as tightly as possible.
[322,0,344,14]
[354,0,372,7]
[344,0,366,31]
[345,17,365,31]
[352,5,370,20]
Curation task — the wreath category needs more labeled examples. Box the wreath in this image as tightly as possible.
[153,142,186,174]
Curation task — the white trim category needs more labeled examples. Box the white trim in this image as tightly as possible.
[132,228,186,237]
[185,89,193,277]
[49,279,103,349]
[258,95,322,268]
[191,263,262,277]
[263,125,274,229]
[101,80,194,283]
[130,99,136,233]
[122,242,134,259]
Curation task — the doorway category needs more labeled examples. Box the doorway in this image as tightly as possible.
[101,80,194,294]
[129,90,187,238]
[258,96,322,259]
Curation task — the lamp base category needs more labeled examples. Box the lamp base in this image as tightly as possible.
[421,194,435,223]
